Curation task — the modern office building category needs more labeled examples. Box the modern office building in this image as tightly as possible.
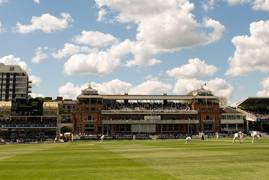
[0,63,31,101]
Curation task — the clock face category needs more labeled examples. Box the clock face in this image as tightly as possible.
[193,91,198,96]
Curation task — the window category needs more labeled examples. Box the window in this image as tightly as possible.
[229,124,236,129]
[204,123,213,131]
[85,121,94,131]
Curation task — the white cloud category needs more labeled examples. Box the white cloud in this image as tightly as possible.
[73,31,118,47]
[0,0,8,5]
[0,21,5,32]
[203,0,217,11]
[58,80,132,99]
[64,53,119,75]
[64,39,133,75]
[126,41,161,67]
[166,58,217,79]
[32,47,48,64]
[252,0,269,11]
[58,77,233,99]
[95,0,225,67]
[16,13,73,34]
[33,0,40,4]
[30,92,44,98]
[58,79,171,99]
[52,43,94,59]
[58,82,88,99]
[226,20,269,76]
[91,79,132,94]
[227,0,250,6]
[173,78,204,95]
[173,78,233,98]
[0,55,28,71]
[257,77,269,96]
[29,75,41,86]
[129,79,172,95]
[206,78,233,98]
[227,0,269,11]
[97,8,107,22]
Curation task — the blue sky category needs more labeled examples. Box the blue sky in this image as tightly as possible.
[0,0,269,104]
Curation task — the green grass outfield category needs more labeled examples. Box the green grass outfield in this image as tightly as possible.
[0,138,269,180]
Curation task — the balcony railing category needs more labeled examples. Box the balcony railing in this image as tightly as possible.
[221,127,243,132]
[0,124,58,129]
[102,119,199,125]
[101,109,198,114]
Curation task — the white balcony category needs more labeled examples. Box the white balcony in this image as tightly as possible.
[220,119,244,124]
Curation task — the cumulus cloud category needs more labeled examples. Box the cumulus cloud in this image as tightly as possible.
[0,55,28,70]
[29,75,41,86]
[126,41,161,67]
[257,77,269,96]
[58,76,232,99]
[0,0,8,5]
[252,0,269,11]
[58,82,88,99]
[173,78,233,98]
[16,13,73,34]
[227,0,269,11]
[32,47,48,64]
[33,0,40,4]
[58,1,225,76]
[73,31,118,47]
[0,21,5,32]
[206,78,233,98]
[58,80,132,99]
[226,20,269,76]
[97,8,107,22]
[166,58,217,79]
[64,39,133,75]
[30,92,44,98]
[168,57,232,98]
[52,43,94,59]
[58,79,171,99]
[95,0,225,67]
[91,79,132,94]
[129,79,172,95]
[227,0,250,5]
[203,0,217,11]
[173,78,204,95]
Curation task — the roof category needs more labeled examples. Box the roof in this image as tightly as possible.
[221,107,243,114]
[0,64,27,74]
[189,88,214,96]
[77,85,219,101]
[0,101,12,110]
[77,94,219,100]
[43,102,58,109]
[81,85,98,95]
[237,97,269,108]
